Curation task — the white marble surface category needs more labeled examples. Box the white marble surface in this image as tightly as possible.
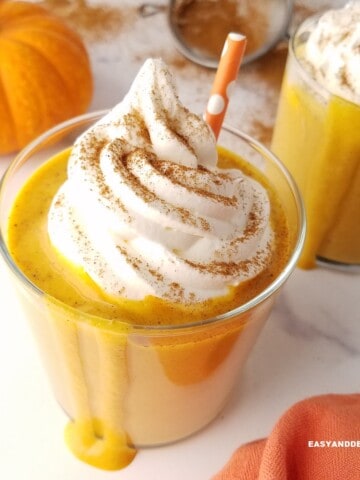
[0,1,359,479]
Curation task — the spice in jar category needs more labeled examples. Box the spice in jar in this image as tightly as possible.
[171,0,269,59]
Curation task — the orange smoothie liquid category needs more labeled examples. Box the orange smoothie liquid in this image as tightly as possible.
[272,50,360,268]
[7,148,290,470]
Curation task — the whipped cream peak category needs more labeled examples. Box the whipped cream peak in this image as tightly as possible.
[301,1,360,104]
[103,58,217,169]
[48,59,273,303]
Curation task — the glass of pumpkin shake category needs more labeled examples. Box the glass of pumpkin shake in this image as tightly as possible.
[0,59,304,470]
[271,2,360,270]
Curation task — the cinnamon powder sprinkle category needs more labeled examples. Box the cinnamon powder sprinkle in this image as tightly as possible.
[168,282,185,301]
[184,257,255,277]
[38,0,136,42]
[109,145,213,233]
[152,160,237,207]
[116,245,164,286]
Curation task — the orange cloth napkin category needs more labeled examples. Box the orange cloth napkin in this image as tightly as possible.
[213,394,360,480]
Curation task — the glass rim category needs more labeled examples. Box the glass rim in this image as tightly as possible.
[290,12,359,108]
[0,110,306,333]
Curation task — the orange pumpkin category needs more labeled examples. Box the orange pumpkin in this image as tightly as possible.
[0,0,93,154]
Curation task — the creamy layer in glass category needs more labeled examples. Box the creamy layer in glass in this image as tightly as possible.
[272,2,360,268]
[1,60,303,470]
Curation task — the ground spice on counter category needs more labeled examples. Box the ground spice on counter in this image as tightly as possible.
[38,0,135,42]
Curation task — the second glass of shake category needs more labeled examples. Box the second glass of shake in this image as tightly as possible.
[272,1,360,270]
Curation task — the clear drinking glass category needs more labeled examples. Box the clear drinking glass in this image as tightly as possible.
[272,14,360,271]
[0,111,305,470]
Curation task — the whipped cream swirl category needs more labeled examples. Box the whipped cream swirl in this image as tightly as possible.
[48,59,272,303]
[301,1,360,104]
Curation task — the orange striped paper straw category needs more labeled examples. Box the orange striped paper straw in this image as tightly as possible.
[205,33,247,139]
